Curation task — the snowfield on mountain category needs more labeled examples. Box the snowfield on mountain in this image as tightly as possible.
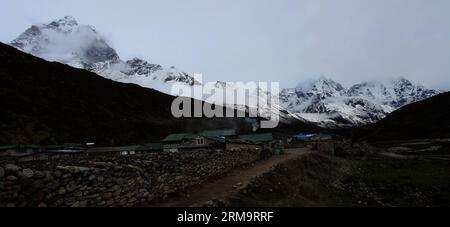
[9,16,198,93]
[279,77,440,128]
[9,16,441,128]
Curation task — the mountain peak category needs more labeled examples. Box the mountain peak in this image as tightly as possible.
[8,17,198,90]
[280,77,440,128]
[54,16,78,26]
[392,77,413,86]
[44,16,79,33]
[295,77,345,97]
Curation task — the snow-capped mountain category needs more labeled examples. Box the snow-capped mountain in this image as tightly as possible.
[8,16,441,129]
[9,16,198,92]
[8,16,295,129]
[279,77,441,128]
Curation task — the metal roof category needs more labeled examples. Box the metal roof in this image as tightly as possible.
[201,129,236,138]
[0,145,40,150]
[238,133,274,142]
[45,149,86,154]
[162,129,236,142]
[162,133,191,142]
[293,133,315,141]
[87,146,140,153]
[0,145,15,150]
[137,143,163,151]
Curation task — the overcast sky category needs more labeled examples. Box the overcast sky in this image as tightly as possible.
[1,0,450,90]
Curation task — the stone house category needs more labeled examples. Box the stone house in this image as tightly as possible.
[87,144,163,156]
[0,145,41,159]
[161,129,236,152]
[225,133,274,151]
[87,146,141,156]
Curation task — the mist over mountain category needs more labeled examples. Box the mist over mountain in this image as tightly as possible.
[7,16,443,129]
[279,77,441,128]
[1,41,319,145]
[9,16,198,93]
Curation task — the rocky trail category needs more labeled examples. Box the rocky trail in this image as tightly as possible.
[152,148,312,207]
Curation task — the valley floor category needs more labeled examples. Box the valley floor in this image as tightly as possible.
[156,140,450,207]
[1,139,449,207]
[325,140,450,207]
[326,155,450,207]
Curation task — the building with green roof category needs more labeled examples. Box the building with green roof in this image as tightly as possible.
[202,129,236,138]
[161,133,191,142]
[238,133,274,143]
[161,129,237,152]
[160,130,275,152]
[137,143,163,152]
[0,144,41,158]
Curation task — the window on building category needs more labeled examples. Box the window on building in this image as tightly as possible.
[196,137,205,145]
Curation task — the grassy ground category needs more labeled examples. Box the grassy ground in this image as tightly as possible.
[326,155,450,207]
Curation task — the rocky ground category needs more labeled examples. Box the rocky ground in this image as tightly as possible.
[325,140,450,207]
[327,155,450,207]
[152,148,312,207]
[217,140,450,207]
[0,149,261,207]
[1,140,448,207]
[224,152,350,207]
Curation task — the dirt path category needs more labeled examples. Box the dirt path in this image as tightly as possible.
[153,148,312,207]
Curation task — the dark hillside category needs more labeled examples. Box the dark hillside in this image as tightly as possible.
[0,42,317,145]
[363,92,450,141]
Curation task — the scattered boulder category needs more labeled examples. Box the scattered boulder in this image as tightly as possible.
[6,175,18,181]
[5,164,20,175]
[71,200,88,207]
[58,187,66,195]
[57,166,90,174]
[233,182,244,189]
[66,182,77,193]
[88,175,96,181]
[22,168,34,178]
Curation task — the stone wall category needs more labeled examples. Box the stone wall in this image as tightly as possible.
[226,143,261,151]
[0,149,261,207]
